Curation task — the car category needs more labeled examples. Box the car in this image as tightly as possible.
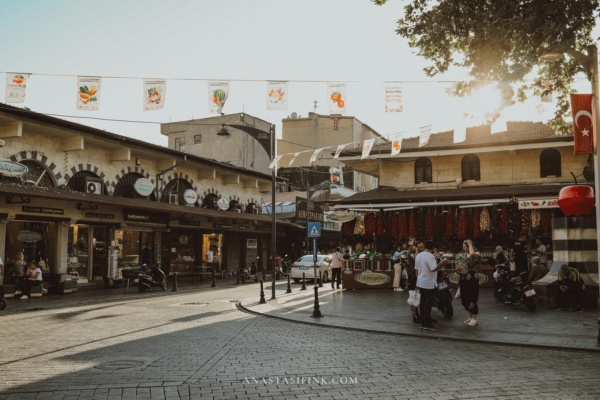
[290,255,331,283]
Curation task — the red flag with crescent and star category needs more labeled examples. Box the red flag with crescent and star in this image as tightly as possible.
[570,94,594,155]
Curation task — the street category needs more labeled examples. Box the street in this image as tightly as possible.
[1,284,599,400]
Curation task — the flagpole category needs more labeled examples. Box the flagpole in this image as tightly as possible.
[588,45,600,268]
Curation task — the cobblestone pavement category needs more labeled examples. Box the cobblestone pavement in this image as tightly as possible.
[1,283,600,399]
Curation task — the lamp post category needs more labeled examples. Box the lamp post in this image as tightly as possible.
[540,44,600,261]
[217,118,278,300]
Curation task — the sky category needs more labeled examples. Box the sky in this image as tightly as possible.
[0,0,598,151]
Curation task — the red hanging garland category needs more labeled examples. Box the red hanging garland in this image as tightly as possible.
[408,211,416,237]
[458,210,468,239]
[400,212,408,237]
[445,207,454,237]
[500,206,509,234]
[376,212,384,237]
[391,213,399,236]
[425,211,434,238]
[473,208,481,237]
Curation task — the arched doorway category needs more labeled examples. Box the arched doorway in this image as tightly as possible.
[160,178,194,205]
[3,159,57,187]
[67,171,108,195]
[114,172,156,200]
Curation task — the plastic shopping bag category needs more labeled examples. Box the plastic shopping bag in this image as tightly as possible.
[407,290,421,307]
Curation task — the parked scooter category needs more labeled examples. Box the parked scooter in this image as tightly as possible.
[495,262,537,312]
[240,257,259,284]
[277,254,292,280]
[433,267,454,318]
[136,263,166,293]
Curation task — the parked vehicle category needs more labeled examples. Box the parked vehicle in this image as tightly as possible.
[289,255,331,283]
[135,264,166,293]
[241,258,259,284]
[276,254,292,280]
[433,267,454,318]
[0,298,6,310]
[495,262,537,312]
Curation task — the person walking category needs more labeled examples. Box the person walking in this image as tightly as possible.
[457,239,482,327]
[141,242,153,266]
[408,241,423,323]
[330,247,343,289]
[511,234,529,276]
[415,240,447,331]
[392,245,405,292]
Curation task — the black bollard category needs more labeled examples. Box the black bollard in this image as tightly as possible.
[286,272,292,294]
[318,271,323,288]
[301,273,307,291]
[211,266,217,288]
[259,280,267,304]
[310,285,323,318]
[171,273,178,292]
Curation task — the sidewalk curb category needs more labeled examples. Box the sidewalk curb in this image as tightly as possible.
[237,300,600,354]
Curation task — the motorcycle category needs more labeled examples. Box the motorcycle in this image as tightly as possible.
[433,267,454,319]
[277,255,292,280]
[135,263,166,293]
[240,257,259,284]
[495,262,537,312]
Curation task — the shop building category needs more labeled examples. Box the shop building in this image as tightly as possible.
[0,103,294,287]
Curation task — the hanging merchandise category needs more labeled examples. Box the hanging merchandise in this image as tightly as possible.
[417,209,426,239]
[465,210,473,239]
[458,210,468,239]
[531,209,541,229]
[266,81,288,111]
[391,213,399,237]
[327,82,347,115]
[5,72,30,103]
[208,81,229,114]
[425,209,434,238]
[445,208,454,237]
[376,212,384,237]
[354,214,365,236]
[77,76,101,111]
[454,208,459,238]
[342,220,356,241]
[384,84,403,113]
[509,206,520,236]
[408,211,416,237]
[365,213,376,236]
[480,207,491,233]
[490,207,500,235]
[501,206,509,235]
[521,210,530,233]
[143,78,166,111]
[400,212,408,237]
[473,208,481,238]
[434,211,444,240]
[542,209,552,233]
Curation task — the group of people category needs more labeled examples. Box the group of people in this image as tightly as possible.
[6,252,43,300]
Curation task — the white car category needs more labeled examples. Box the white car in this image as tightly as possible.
[290,255,331,283]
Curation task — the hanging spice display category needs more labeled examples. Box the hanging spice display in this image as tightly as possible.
[454,208,459,237]
[391,212,399,236]
[376,212,384,237]
[342,220,355,239]
[521,210,530,233]
[473,208,481,237]
[408,211,416,237]
[425,209,434,238]
[542,209,552,233]
[509,206,520,235]
[400,212,408,237]
[458,209,468,239]
[446,207,454,237]
[480,207,491,233]
[531,209,541,229]
[490,207,500,235]
[500,206,509,235]
[434,210,444,239]
[354,214,366,236]
[417,208,426,239]
[365,213,376,236]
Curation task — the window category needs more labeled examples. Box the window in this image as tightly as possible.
[194,135,202,145]
[414,157,432,184]
[461,154,481,181]
[540,148,561,177]
[174,137,186,151]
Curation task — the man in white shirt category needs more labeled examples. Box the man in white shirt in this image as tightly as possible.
[206,247,214,269]
[330,247,343,289]
[415,240,447,331]
[15,262,43,300]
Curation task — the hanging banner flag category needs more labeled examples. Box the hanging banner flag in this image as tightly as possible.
[361,139,375,160]
[570,94,594,154]
[269,155,283,169]
[541,79,555,103]
[384,84,403,113]
[390,133,404,156]
[289,152,301,167]
[266,81,288,111]
[419,125,433,148]
[208,81,229,114]
[328,82,347,115]
[77,76,101,111]
[5,73,30,103]
[333,143,349,160]
[309,148,324,164]
[143,78,166,111]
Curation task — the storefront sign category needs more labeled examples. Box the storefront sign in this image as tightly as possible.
[124,209,167,224]
[183,189,198,205]
[16,230,42,242]
[214,223,232,229]
[355,272,390,286]
[179,219,201,226]
[209,217,227,223]
[518,198,559,209]
[22,206,64,215]
[217,198,230,210]
[179,235,189,244]
[255,226,270,231]
[326,211,356,223]
[85,212,115,219]
[238,225,249,230]
[233,219,249,225]
[0,158,29,177]
[296,197,324,222]
[133,178,154,197]
[247,239,258,248]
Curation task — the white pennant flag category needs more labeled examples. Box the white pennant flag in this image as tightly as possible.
[208,81,230,114]
[5,73,30,103]
[143,78,166,111]
[269,155,283,169]
[77,76,101,111]
[419,125,433,148]
[327,82,347,115]
[289,152,301,167]
[384,84,403,113]
[361,139,375,160]
[309,148,323,164]
[266,81,288,111]
[333,143,349,160]
[390,133,404,156]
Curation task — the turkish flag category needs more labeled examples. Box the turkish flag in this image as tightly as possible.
[570,94,594,154]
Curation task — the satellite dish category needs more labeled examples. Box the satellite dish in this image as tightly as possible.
[290,112,298,119]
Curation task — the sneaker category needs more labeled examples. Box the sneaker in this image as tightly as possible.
[463,318,472,325]
[420,324,437,331]
[14,290,21,295]
[398,288,404,292]
[20,295,28,300]
[467,319,479,327]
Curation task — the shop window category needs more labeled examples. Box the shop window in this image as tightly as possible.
[5,220,56,275]
[3,160,56,187]
[175,137,186,151]
[194,135,202,145]
[540,148,561,177]
[160,178,194,205]
[67,171,107,195]
[461,154,481,181]
[414,157,432,184]
[114,172,157,200]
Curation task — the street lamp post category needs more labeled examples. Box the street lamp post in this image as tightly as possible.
[540,44,600,262]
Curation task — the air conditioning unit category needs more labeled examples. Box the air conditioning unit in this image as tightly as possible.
[86,179,103,195]
[168,193,179,204]
[234,204,243,213]
[252,208,260,215]
[357,186,366,192]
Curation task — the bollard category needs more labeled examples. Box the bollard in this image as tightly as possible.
[301,273,307,290]
[171,273,178,292]
[259,280,267,304]
[211,266,217,288]
[236,267,240,285]
[310,285,323,318]
[318,271,323,288]
[286,272,292,294]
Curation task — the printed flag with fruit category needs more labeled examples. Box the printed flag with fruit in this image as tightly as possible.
[328,83,347,115]
[209,81,230,114]
[266,81,288,111]
[5,73,30,103]
[390,132,404,156]
[77,77,101,111]
[143,78,166,111]
[333,143,349,160]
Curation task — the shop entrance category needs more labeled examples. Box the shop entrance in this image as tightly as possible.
[5,220,57,275]
[203,233,222,269]
[114,230,155,274]
[68,225,108,283]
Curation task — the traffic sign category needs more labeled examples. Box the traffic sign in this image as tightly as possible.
[313,238,318,263]
[308,222,321,237]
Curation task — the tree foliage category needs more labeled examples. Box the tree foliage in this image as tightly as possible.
[373,0,600,135]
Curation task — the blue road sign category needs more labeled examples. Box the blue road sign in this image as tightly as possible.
[313,238,317,263]
[308,222,321,238]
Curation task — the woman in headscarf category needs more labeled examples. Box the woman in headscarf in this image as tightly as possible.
[457,239,481,327]
[529,256,548,282]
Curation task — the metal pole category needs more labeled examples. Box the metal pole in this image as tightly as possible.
[587,45,600,271]
[271,125,277,300]
[286,271,292,293]
[306,181,310,256]
[310,285,323,318]
[259,279,266,304]
[301,272,307,290]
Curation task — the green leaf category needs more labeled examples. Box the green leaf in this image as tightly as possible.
[90,97,97,101]
[79,86,86,93]
[83,86,89,93]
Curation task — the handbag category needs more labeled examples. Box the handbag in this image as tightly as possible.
[407,289,421,307]
[456,257,470,275]
[455,287,461,299]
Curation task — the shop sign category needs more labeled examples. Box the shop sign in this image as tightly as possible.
[238,225,249,230]
[518,198,559,209]
[217,198,230,210]
[179,235,189,244]
[179,219,201,227]
[183,189,198,205]
[22,206,64,215]
[255,226,270,231]
[355,272,390,286]
[296,197,324,222]
[16,230,42,242]
[124,209,167,224]
[209,217,227,223]
[214,223,232,230]
[85,212,115,219]
[0,158,29,177]
[233,219,249,225]
[247,239,258,248]
[133,178,154,197]
[447,272,488,285]
[326,211,356,223]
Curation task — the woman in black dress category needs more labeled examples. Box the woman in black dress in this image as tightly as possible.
[457,239,481,327]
